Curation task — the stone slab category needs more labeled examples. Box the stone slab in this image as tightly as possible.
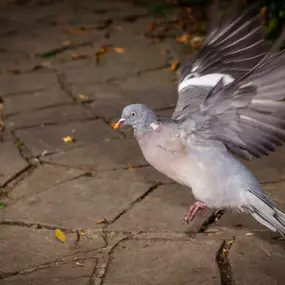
[3,170,154,228]
[15,120,119,156]
[4,88,72,115]
[230,236,285,285]
[0,142,29,186]
[9,165,84,201]
[0,70,59,96]
[42,138,146,171]
[6,104,90,130]
[103,239,221,285]
[110,183,210,233]
[0,225,104,275]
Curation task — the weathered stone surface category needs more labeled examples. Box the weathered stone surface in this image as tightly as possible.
[15,120,119,156]
[57,33,169,85]
[0,142,29,186]
[3,170,154,228]
[230,236,285,285]
[4,88,72,115]
[42,138,146,171]
[103,239,221,285]
[110,183,208,233]
[6,104,90,130]
[9,165,84,201]
[0,226,104,274]
[0,70,58,96]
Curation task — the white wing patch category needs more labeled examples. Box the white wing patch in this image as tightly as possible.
[178,73,234,93]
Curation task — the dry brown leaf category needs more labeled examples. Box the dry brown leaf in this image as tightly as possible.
[128,164,137,170]
[63,136,76,143]
[114,47,125,54]
[95,217,107,224]
[67,28,87,35]
[176,33,190,44]
[169,60,180,71]
[78,94,89,101]
[95,45,112,63]
[7,68,21,74]
[71,53,88,60]
[55,229,66,243]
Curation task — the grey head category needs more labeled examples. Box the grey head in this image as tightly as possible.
[113,103,157,132]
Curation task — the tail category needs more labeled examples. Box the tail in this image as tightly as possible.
[244,188,285,236]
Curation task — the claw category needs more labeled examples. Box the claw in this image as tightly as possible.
[183,201,207,224]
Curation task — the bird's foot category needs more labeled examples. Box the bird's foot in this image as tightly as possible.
[183,201,207,224]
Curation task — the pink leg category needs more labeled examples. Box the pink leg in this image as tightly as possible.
[183,201,207,224]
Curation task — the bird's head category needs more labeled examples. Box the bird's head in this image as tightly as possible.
[113,104,157,131]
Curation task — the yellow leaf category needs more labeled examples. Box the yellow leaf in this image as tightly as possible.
[55,229,66,243]
[176,34,190,44]
[114,47,125,54]
[78,94,89,101]
[169,60,180,71]
[67,28,87,35]
[95,217,107,224]
[63,136,75,143]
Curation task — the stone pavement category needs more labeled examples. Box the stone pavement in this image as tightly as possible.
[0,1,285,285]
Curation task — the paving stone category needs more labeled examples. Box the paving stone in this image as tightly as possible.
[42,138,146,171]
[85,69,177,119]
[0,226,104,274]
[212,181,285,237]
[109,183,208,233]
[57,32,169,85]
[4,89,72,115]
[103,239,221,285]
[6,104,90,130]
[9,165,84,201]
[0,70,58,96]
[0,142,29,186]
[230,236,285,285]
[3,171,154,228]
[15,120,119,156]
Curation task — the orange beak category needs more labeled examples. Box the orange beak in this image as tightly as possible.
[113,118,125,130]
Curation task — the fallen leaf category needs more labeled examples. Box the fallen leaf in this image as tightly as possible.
[71,53,88,60]
[76,262,84,267]
[79,230,85,236]
[55,229,66,243]
[78,94,89,101]
[67,28,87,35]
[95,217,107,224]
[95,45,112,63]
[191,36,204,49]
[169,60,180,71]
[114,47,125,54]
[0,202,6,209]
[7,68,21,74]
[176,33,190,44]
[63,136,76,143]
[128,164,137,170]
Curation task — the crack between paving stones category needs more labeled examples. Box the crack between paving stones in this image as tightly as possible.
[0,220,78,233]
[216,238,236,285]
[198,209,225,233]
[110,182,163,224]
[0,251,102,280]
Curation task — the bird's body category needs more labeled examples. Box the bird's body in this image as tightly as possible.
[113,5,285,235]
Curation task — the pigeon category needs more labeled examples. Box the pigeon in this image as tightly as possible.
[113,8,285,235]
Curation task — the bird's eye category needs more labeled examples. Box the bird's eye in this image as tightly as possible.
[131,112,136,117]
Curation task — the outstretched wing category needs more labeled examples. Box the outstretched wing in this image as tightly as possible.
[186,50,285,160]
[173,5,267,120]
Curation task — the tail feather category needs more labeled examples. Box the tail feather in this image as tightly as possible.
[245,189,285,236]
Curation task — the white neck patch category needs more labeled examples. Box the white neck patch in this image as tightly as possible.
[150,122,159,130]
